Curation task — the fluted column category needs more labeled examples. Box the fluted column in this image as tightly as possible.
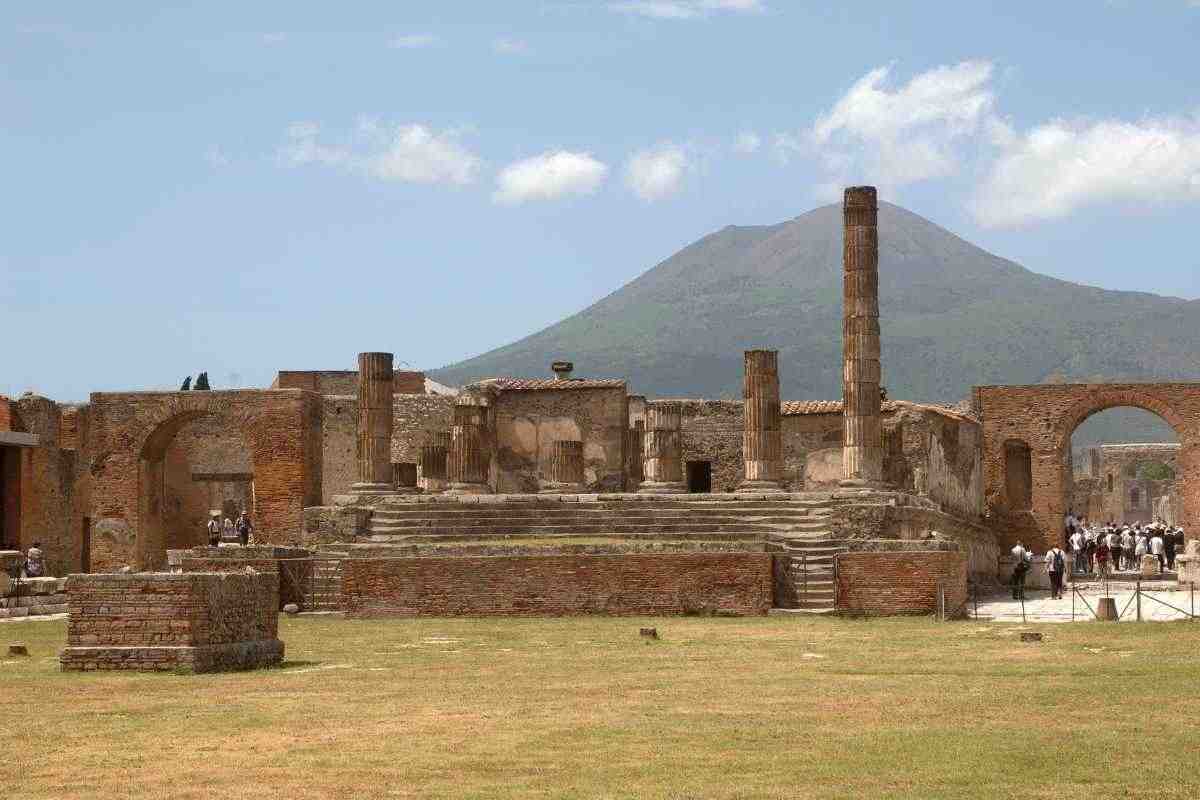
[353,352,395,493]
[418,431,449,493]
[626,421,645,489]
[842,187,885,487]
[639,403,685,494]
[447,404,489,494]
[740,349,784,492]
[540,440,585,494]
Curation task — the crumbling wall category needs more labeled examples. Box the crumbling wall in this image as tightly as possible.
[836,546,967,616]
[321,396,356,502]
[12,395,81,576]
[491,387,627,493]
[677,400,742,493]
[60,571,283,672]
[392,394,455,466]
[341,553,773,617]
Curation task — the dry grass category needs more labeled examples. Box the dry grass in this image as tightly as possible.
[2,615,1199,799]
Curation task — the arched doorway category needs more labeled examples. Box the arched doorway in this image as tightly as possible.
[138,412,253,568]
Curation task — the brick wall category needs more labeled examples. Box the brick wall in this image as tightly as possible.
[836,549,967,616]
[178,546,313,609]
[0,396,13,432]
[975,383,1200,552]
[341,553,773,617]
[677,400,743,493]
[273,370,425,395]
[61,571,283,672]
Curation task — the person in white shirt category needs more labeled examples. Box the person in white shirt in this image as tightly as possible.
[1120,528,1135,571]
[1150,531,1166,574]
[1069,528,1086,574]
[1045,545,1067,599]
[1010,542,1029,599]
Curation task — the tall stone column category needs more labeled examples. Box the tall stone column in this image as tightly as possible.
[626,421,645,489]
[447,404,489,495]
[740,349,783,492]
[639,403,686,494]
[353,352,395,493]
[841,186,884,487]
[418,431,449,493]
[541,440,585,494]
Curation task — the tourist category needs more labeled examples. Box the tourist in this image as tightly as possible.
[1150,529,1166,574]
[1135,529,1149,568]
[1085,533,1098,575]
[1010,541,1030,600]
[24,541,45,578]
[222,516,234,543]
[207,513,221,547]
[1105,528,1121,573]
[1165,527,1178,570]
[1120,527,1135,570]
[1070,526,1086,574]
[1096,537,1111,576]
[236,511,253,546]
[1045,544,1067,600]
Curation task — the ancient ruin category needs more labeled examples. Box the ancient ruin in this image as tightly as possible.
[1,185,1192,623]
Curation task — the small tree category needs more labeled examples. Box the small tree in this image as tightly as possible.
[194,372,211,390]
[180,376,192,391]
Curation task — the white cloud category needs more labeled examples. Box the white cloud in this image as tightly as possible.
[609,0,765,20]
[808,60,999,188]
[492,37,528,54]
[262,32,287,45]
[389,33,438,49]
[279,121,480,186]
[204,146,231,168]
[624,144,689,200]
[734,130,761,154]
[973,116,1200,227]
[493,150,608,204]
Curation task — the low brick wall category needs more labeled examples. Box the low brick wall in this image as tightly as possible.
[60,572,283,672]
[835,547,967,617]
[177,546,313,610]
[342,553,773,617]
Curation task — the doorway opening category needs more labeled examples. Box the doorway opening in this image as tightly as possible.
[686,461,712,494]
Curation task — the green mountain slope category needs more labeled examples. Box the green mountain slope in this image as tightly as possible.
[432,203,1200,427]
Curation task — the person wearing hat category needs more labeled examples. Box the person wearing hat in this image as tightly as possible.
[206,512,221,547]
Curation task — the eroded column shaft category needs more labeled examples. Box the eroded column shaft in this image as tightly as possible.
[741,349,783,490]
[448,404,489,493]
[639,403,685,493]
[842,187,883,485]
[355,352,394,490]
[541,440,585,493]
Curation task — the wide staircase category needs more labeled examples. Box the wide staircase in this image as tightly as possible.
[341,494,851,611]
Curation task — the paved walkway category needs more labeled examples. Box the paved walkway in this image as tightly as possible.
[975,587,1198,623]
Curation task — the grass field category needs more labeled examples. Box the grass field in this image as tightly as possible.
[2,615,1199,799]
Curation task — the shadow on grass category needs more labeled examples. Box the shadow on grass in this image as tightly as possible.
[277,660,322,670]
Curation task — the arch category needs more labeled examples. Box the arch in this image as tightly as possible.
[1055,390,1187,447]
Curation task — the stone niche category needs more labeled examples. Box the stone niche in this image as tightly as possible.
[60,571,283,673]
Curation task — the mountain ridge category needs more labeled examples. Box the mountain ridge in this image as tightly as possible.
[430,202,1200,417]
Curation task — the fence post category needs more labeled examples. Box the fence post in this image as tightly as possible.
[1136,577,1142,622]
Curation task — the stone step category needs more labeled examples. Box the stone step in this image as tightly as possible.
[370,503,834,518]
[365,531,765,544]
[367,521,792,535]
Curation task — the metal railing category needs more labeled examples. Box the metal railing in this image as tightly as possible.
[1070,579,1197,622]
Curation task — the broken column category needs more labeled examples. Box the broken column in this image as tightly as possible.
[740,349,783,492]
[541,440,585,494]
[841,187,884,487]
[352,352,395,494]
[447,402,489,495]
[418,431,449,493]
[626,421,645,488]
[639,403,685,494]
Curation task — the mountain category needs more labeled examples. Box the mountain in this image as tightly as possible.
[431,202,1199,443]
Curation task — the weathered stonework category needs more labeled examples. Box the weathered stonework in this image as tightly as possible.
[640,402,686,494]
[842,186,884,486]
[353,352,395,493]
[448,400,490,495]
[836,546,967,617]
[341,553,772,617]
[540,440,585,493]
[740,350,783,492]
[60,571,283,672]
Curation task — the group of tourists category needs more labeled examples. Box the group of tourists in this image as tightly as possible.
[1006,513,1189,601]
[1063,511,1184,576]
[207,511,253,547]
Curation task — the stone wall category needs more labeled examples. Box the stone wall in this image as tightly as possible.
[393,394,455,468]
[10,395,81,576]
[273,370,426,395]
[341,553,772,617]
[491,387,628,493]
[60,571,284,672]
[836,547,968,616]
[178,546,313,609]
[974,383,1200,553]
[677,400,743,493]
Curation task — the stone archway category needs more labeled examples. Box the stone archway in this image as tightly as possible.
[975,382,1200,552]
[86,390,322,570]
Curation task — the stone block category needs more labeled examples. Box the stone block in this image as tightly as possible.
[1140,554,1161,577]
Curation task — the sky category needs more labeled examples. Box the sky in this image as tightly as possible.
[3,1,1200,402]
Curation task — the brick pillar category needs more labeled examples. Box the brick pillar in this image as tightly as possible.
[447,404,489,495]
[740,349,784,492]
[353,352,395,493]
[841,187,886,487]
[418,432,449,493]
[392,462,419,493]
[639,403,685,494]
[540,440,585,494]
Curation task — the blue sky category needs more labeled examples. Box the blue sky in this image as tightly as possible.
[3,1,1199,402]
